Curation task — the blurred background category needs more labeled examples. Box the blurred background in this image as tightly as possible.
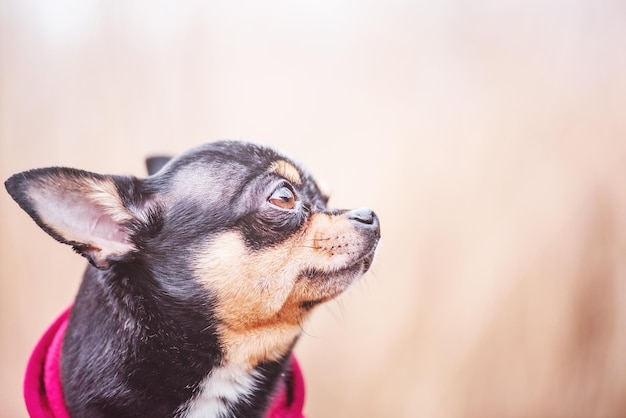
[2,1,626,417]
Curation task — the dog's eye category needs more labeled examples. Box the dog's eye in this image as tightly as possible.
[269,186,296,210]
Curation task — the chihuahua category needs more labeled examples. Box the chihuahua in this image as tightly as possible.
[5,141,380,418]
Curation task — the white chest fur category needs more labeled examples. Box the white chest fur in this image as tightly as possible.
[180,364,259,418]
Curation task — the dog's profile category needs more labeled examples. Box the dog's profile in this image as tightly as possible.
[5,141,380,417]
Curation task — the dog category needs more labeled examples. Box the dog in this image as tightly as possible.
[5,141,380,418]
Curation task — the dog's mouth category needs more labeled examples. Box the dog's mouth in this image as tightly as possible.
[300,247,376,280]
[296,243,377,309]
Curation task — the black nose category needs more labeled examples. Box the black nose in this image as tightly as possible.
[347,208,380,239]
[347,208,375,224]
[346,208,380,238]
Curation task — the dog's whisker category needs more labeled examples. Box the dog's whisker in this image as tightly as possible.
[297,320,316,338]
[324,298,346,324]
[297,245,320,250]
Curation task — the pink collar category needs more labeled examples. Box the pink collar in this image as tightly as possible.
[24,307,306,418]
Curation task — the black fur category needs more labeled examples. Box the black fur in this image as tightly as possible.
[62,260,222,417]
[58,142,315,416]
[5,141,380,418]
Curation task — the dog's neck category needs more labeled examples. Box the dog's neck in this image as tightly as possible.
[60,265,295,418]
[181,355,297,418]
[181,363,261,417]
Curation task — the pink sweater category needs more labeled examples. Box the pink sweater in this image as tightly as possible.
[24,307,305,418]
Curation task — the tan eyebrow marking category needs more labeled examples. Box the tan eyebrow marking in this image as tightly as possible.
[269,160,302,185]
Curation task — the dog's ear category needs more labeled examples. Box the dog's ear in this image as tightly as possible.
[5,167,148,269]
[145,156,172,176]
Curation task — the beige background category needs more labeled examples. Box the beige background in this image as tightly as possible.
[2,1,626,417]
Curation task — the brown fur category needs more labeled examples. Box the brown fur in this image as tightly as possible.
[269,160,302,186]
[194,211,368,368]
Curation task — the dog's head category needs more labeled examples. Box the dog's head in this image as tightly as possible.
[5,141,380,367]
